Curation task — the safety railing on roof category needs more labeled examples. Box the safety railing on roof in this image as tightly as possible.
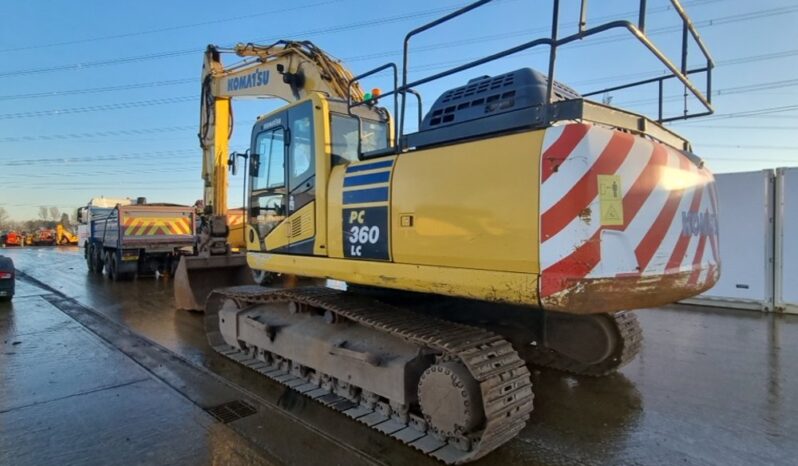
[349,0,714,153]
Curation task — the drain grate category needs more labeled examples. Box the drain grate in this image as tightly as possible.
[205,400,257,423]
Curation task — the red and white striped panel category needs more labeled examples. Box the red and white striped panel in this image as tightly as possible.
[539,123,720,314]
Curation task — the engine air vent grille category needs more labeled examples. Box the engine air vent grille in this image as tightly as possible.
[291,217,303,238]
[420,68,581,132]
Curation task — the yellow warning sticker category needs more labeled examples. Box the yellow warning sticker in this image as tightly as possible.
[598,174,624,226]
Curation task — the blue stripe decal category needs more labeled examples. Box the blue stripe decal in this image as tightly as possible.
[346,159,394,173]
[343,171,391,187]
[343,187,389,205]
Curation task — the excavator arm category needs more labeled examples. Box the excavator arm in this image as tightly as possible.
[177,40,365,311]
[197,40,363,255]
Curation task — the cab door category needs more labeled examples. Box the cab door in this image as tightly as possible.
[249,100,317,254]
[250,120,287,251]
[283,100,317,254]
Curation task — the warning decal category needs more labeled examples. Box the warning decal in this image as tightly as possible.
[598,174,624,226]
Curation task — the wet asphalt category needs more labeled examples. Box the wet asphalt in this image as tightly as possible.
[1,246,796,465]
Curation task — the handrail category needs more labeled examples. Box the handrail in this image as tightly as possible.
[405,89,423,129]
[348,0,714,151]
[399,0,493,143]
[346,63,399,155]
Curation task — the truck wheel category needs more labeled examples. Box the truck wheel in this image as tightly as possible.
[93,247,104,274]
[104,252,116,281]
[109,255,134,281]
[86,245,95,272]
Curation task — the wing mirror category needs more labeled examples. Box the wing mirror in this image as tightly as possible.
[228,152,239,176]
[228,150,252,176]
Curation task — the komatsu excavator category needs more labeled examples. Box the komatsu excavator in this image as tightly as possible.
[177,1,719,462]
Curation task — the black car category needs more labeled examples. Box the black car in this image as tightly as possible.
[0,255,14,301]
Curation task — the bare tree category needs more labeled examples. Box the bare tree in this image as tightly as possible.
[0,207,8,228]
[49,206,60,222]
[38,206,48,221]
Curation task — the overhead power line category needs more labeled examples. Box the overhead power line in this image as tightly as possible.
[0,123,259,143]
[0,3,476,79]
[703,105,798,121]
[0,1,771,107]
[671,104,798,123]
[0,125,195,143]
[685,124,798,131]
[698,143,798,151]
[0,96,194,120]
[0,0,341,54]
[4,69,793,125]
[2,72,796,137]
[329,5,798,91]
[0,164,195,180]
[3,104,796,170]
[703,157,798,163]
[0,79,194,102]
[613,77,798,107]
[3,40,793,107]
[0,7,786,123]
[0,0,732,79]
[0,48,199,79]
[0,149,195,166]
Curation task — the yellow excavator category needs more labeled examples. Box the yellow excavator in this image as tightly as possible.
[177,1,719,462]
[56,224,79,245]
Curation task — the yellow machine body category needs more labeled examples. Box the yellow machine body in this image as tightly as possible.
[245,93,719,314]
[247,96,544,304]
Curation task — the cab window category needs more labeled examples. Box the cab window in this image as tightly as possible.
[253,128,285,190]
[330,113,389,165]
[288,102,314,192]
[330,114,359,164]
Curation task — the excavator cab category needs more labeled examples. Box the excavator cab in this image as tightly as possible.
[244,95,390,257]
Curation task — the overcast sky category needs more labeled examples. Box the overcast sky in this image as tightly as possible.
[1,0,796,220]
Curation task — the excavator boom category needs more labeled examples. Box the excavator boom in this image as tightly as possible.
[176,40,365,311]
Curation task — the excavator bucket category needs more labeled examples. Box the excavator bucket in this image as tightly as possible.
[173,255,254,311]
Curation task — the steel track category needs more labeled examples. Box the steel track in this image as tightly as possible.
[205,286,534,464]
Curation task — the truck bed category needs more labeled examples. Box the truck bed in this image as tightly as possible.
[92,205,195,251]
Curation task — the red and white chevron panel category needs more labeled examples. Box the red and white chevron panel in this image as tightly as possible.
[538,123,720,314]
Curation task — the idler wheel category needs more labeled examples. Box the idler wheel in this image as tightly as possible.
[418,361,484,437]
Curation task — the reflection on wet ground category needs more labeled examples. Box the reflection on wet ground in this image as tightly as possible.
[3,246,797,465]
[0,278,215,466]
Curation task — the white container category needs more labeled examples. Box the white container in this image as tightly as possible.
[775,167,798,314]
[682,170,775,310]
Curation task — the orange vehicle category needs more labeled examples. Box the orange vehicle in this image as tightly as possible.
[5,231,22,247]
